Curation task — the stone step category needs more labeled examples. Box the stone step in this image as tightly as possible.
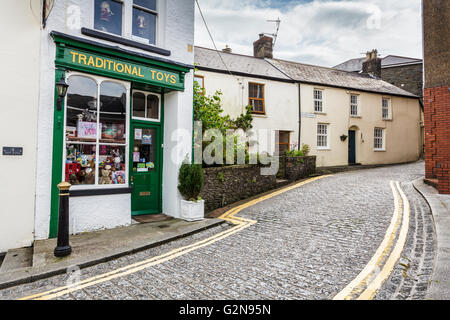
[0,247,33,273]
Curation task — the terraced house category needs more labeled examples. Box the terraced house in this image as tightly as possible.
[194,35,423,168]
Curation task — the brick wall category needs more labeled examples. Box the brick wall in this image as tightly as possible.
[382,64,423,98]
[424,85,450,194]
[423,0,450,194]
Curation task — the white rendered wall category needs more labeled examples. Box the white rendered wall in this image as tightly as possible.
[163,72,194,219]
[299,84,422,167]
[0,0,41,252]
[69,195,131,235]
[35,0,195,239]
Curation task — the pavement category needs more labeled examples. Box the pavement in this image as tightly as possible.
[0,161,446,300]
[413,178,450,300]
[0,217,224,290]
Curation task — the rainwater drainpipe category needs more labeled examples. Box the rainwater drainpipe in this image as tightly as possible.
[298,83,302,151]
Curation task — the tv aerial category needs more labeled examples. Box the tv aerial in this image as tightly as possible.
[263,18,281,48]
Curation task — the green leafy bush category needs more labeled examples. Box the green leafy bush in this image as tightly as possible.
[178,161,204,201]
[285,149,304,157]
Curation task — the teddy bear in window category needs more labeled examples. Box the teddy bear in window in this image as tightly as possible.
[99,164,112,185]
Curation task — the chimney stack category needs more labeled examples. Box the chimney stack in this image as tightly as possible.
[222,45,232,54]
[362,49,382,79]
[253,33,273,59]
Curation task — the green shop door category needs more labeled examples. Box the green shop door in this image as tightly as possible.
[130,124,162,216]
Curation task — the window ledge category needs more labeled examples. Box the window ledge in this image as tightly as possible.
[314,111,327,115]
[382,118,393,121]
[70,187,133,197]
[350,115,362,118]
[81,28,171,56]
[317,148,331,151]
[252,113,267,118]
[374,149,386,152]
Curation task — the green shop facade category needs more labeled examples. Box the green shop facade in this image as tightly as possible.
[48,32,192,238]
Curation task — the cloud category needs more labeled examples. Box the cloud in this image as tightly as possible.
[194,0,422,67]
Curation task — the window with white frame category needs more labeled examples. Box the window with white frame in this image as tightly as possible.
[350,94,359,116]
[132,91,160,121]
[317,123,329,149]
[374,128,385,150]
[382,98,391,120]
[64,74,129,187]
[94,0,158,45]
[314,89,323,112]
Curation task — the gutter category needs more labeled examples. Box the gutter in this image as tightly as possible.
[298,83,302,150]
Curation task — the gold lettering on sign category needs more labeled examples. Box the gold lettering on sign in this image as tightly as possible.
[69,51,176,83]
[140,192,151,197]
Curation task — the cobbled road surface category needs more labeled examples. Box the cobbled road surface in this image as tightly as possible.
[0,161,435,300]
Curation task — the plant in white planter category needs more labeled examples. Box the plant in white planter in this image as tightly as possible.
[178,161,204,221]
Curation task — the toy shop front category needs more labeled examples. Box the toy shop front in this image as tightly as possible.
[48,33,192,238]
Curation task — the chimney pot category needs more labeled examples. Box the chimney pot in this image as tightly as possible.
[222,45,232,54]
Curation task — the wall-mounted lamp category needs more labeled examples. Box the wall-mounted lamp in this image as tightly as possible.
[340,134,348,141]
[56,76,69,111]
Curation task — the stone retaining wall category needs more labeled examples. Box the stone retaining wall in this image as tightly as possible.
[283,156,316,181]
[200,165,276,213]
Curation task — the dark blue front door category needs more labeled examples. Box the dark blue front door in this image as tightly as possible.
[348,130,356,164]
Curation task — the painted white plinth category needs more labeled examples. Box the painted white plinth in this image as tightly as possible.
[180,199,205,222]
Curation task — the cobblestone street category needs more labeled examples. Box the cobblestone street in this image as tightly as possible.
[0,161,435,300]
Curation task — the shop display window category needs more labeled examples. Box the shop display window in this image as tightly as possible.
[100,81,127,144]
[64,74,128,188]
[66,144,97,185]
[132,91,160,121]
[98,145,126,185]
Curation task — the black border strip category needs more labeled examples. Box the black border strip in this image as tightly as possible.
[81,28,171,56]
[70,187,133,197]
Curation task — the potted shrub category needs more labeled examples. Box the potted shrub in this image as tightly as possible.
[178,161,204,221]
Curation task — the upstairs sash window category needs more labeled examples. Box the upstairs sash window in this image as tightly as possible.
[93,0,158,45]
[249,82,265,114]
[94,0,123,36]
[132,0,157,44]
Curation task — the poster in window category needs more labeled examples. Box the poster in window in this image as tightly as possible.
[142,134,152,145]
[134,128,142,140]
[77,121,98,139]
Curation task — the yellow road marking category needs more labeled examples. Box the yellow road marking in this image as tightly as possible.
[333,181,410,300]
[20,175,331,300]
[357,181,410,300]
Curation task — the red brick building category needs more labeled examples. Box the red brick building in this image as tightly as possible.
[423,0,450,194]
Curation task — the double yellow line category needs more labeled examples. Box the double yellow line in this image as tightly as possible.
[333,181,410,300]
[20,175,331,300]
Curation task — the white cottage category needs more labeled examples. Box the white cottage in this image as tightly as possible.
[194,35,422,168]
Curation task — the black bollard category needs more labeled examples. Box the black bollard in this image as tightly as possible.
[54,182,72,257]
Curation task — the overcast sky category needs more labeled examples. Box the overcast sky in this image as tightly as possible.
[194,0,423,67]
